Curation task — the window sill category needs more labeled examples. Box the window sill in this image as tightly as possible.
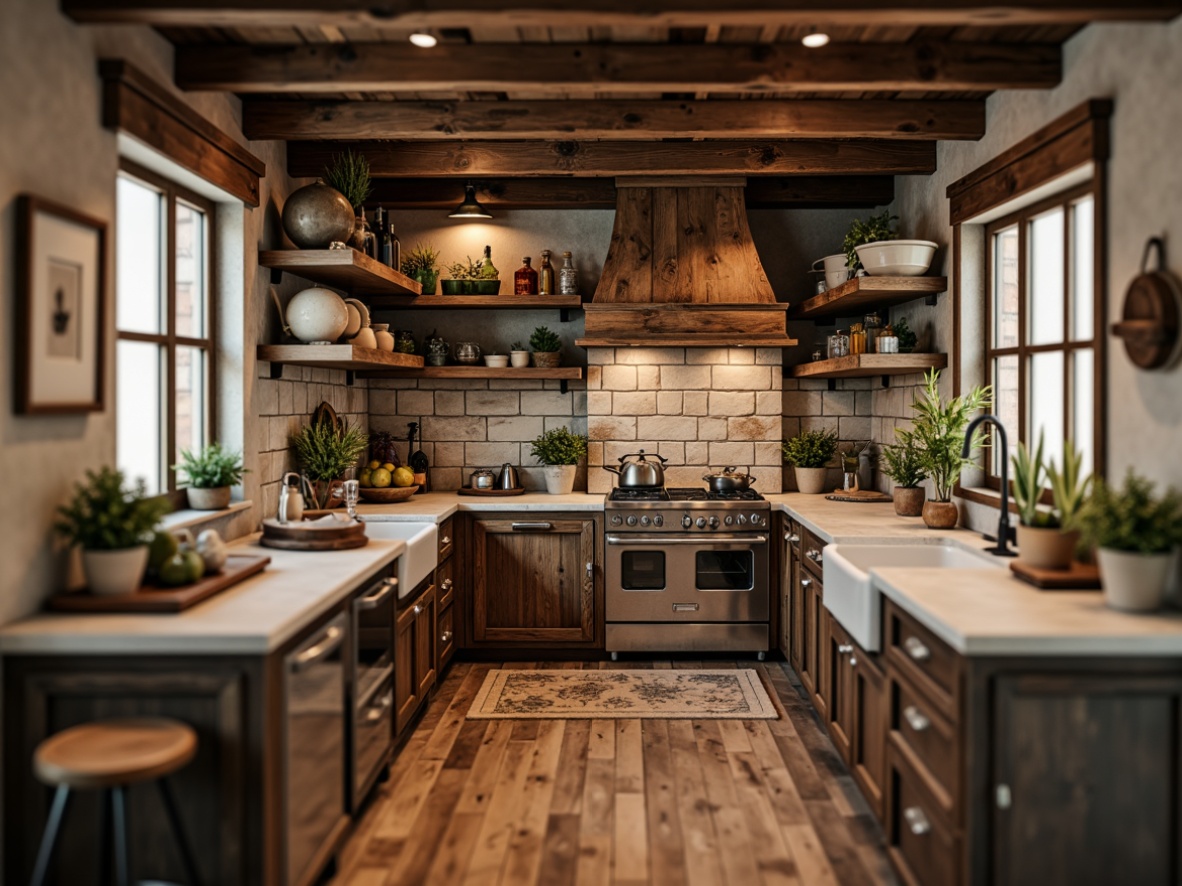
[957,486,1024,516]
[160,500,253,534]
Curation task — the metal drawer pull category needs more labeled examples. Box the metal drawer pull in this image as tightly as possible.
[673,603,700,612]
[806,548,823,562]
[607,534,768,546]
[903,636,931,662]
[784,532,800,544]
[511,522,551,531]
[440,578,453,592]
[440,630,453,644]
[357,578,397,610]
[292,626,343,671]
[903,806,931,836]
[800,577,812,589]
[996,784,1012,810]
[441,535,451,545]
[902,705,931,732]
[365,691,394,722]
[586,561,594,578]
[412,604,423,616]
[849,655,857,667]
[837,644,853,654]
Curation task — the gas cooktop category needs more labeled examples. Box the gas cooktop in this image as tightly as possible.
[607,486,766,504]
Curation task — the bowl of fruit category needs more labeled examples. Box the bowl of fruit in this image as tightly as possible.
[358,459,420,502]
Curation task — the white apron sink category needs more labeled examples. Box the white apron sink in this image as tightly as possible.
[823,542,1000,652]
[359,521,438,598]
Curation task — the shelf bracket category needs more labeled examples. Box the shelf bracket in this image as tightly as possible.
[881,375,891,388]
[559,379,569,394]
[559,308,571,323]
[345,370,356,387]
[827,379,837,392]
[269,362,284,380]
[269,268,284,286]
[925,293,939,306]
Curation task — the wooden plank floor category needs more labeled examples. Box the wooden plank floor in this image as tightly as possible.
[331,660,897,886]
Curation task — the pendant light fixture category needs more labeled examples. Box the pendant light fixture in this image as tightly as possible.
[448,181,493,219]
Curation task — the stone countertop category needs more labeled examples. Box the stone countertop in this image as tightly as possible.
[357,491,605,524]
[0,535,407,657]
[765,493,991,548]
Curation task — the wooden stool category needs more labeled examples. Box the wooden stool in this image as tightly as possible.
[29,718,202,886]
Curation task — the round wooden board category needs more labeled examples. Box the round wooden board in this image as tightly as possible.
[261,517,367,550]
[825,490,892,503]
[259,535,369,552]
[457,486,526,496]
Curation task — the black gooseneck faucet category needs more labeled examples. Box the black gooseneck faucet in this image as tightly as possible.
[961,415,1017,557]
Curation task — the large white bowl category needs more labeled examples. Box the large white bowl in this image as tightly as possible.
[855,240,938,277]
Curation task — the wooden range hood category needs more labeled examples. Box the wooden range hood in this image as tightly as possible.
[576,177,797,348]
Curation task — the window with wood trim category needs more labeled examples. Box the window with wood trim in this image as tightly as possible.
[115,161,216,496]
[984,182,1101,488]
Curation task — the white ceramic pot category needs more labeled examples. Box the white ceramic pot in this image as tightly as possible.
[82,546,149,596]
[854,240,938,277]
[1015,525,1079,570]
[186,486,231,511]
[794,466,830,495]
[1097,547,1178,612]
[510,351,530,368]
[282,287,349,343]
[543,465,577,495]
[349,326,377,349]
[372,324,395,352]
[812,254,852,291]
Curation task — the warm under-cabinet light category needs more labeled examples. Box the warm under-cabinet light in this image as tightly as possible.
[409,32,438,48]
[448,182,493,219]
[802,30,830,48]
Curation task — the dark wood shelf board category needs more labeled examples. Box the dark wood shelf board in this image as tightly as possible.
[367,294,584,310]
[789,353,946,380]
[258,249,422,296]
[257,344,425,372]
[360,366,582,380]
[788,276,947,320]
[576,336,798,348]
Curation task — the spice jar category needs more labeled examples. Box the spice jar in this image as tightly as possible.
[878,323,899,354]
[864,311,883,353]
[827,330,850,359]
[394,329,417,354]
[849,322,867,355]
[454,341,482,364]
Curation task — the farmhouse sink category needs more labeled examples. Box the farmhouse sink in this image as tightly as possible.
[359,521,438,598]
[823,542,1001,652]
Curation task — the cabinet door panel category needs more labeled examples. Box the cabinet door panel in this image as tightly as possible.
[825,614,852,762]
[799,570,818,697]
[415,588,437,700]
[852,649,886,822]
[472,519,595,645]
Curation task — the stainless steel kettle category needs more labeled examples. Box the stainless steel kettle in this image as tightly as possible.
[602,449,668,487]
[497,463,520,490]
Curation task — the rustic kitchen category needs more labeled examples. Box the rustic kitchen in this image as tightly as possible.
[2,2,1182,885]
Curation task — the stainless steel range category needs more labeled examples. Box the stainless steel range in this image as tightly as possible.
[604,487,771,657]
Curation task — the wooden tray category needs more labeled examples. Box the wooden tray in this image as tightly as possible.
[1010,560,1102,590]
[825,490,893,503]
[48,553,271,613]
[261,517,369,551]
[457,486,526,496]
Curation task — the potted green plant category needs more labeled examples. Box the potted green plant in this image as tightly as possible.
[443,256,483,295]
[55,467,172,595]
[909,369,991,528]
[174,442,246,510]
[893,317,919,353]
[323,148,372,252]
[881,436,927,516]
[401,242,441,295]
[1078,471,1182,612]
[290,402,368,510]
[1011,434,1092,569]
[530,326,563,368]
[509,341,530,368]
[843,210,937,277]
[530,427,588,494]
[782,429,839,494]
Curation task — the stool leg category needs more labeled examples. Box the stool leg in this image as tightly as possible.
[29,785,71,886]
[99,790,113,886]
[111,786,131,886]
[157,778,202,886]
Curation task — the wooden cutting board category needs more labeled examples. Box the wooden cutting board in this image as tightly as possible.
[1010,560,1102,590]
[261,517,368,551]
[48,553,271,613]
[457,486,526,496]
[825,490,893,503]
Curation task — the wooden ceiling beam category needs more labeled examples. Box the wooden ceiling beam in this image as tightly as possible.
[287,139,936,177]
[63,0,1182,28]
[177,41,1061,94]
[244,98,985,141]
[367,176,894,209]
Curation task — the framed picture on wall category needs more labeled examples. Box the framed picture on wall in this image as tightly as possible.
[15,195,107,414]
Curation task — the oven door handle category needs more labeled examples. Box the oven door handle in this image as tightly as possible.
[605,534,768,546]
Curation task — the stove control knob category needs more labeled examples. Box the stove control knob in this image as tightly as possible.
[682,514,693,529]
[626,515,638,527]
[640,515,651,527]
[749,513,764,526]
[737,514,748,526]
[695,517,707,529]
[610,514,623,526]
[653,515,664,527]
[708,516,720,529]
[724,515,734,526]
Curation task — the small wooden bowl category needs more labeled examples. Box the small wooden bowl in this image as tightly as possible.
[359,485,420,503]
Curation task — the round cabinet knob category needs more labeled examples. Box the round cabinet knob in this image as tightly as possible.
[708,516,720,529]
[640,515,651,526]
[653,515,664,527]
[610,514,623,526]
[626,515,638,527]
[695,517,707,529]
[682,514,693,529]
[737,514,748,526]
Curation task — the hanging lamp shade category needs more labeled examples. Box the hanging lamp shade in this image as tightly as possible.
[448,181,492,219]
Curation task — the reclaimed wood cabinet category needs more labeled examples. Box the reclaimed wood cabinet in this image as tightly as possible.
[394,578,436,734]
[435,518,457,673]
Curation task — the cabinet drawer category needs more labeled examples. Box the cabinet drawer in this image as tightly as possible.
[436,557,455,610]
[890,674,957,815]
[887,743,960,886]
[801,527,827,578]
[438,604,455,668]
[783,519,803,554]
[885,601,959,721]
[438,518,455,562]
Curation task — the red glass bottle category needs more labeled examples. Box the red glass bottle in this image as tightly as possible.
[514,256,539,295]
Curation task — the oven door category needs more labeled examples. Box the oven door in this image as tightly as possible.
[351,575,398,709]
[605,533,770,622]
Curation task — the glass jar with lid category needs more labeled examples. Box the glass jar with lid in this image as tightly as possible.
[827,330,850,359]
[863,311,883,353]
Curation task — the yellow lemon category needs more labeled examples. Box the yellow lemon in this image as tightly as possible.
[381,462,396,472]
[370,468,392,488]
[359,469,373,488]
[392,466,416,488]
[368,460,381,470]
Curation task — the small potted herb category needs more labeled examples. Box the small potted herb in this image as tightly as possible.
[782,429,839,494]
[324,148,373,251]
[909,369,991,528]
[174,442,246,511]
[509,341,530,368]
[443,256,483,295]
[893,317,919,353]
[55,467,172,595]
[881,437,927,516]
[290,403,368,509]
[401,242,441,295]
[424,329,450,366]
[530,427,588,495]
[844,210,937,277]
[1078,472,1182,612]
[1012,433,1093,569]
[530,326,562,368]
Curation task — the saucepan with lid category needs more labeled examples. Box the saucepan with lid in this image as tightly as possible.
[702,466,757,494]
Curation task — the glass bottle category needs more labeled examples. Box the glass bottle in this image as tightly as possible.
[360,207,376,259]
[515,256,538,295]
[480,244,498,279]
[375,206,394,268]
[559,251,578,295]
[387,210,401,271]
[538,249,555,295]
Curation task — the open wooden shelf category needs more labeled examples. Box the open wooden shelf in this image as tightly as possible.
[367,294,584,310]
[257,344,424,373]
[789,352,947,383]
[360,366,583,381]
[576,336,798,348]
[788,276,947,321]
[259,249,423,297]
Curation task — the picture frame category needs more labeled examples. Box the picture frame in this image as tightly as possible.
[15,195,107,414]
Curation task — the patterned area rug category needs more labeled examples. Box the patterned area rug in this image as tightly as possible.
[467,669,779,720]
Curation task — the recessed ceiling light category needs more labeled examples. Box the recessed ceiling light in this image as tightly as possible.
[802,31,830,48]
[409,32,438,48]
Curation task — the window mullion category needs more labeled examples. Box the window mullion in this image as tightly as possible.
[1017,216,1028,456]
[165,188,177,493]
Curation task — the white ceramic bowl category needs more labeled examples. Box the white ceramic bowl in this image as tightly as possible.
[484,354,510,368]
[812,253,852,291]
[854,240,938,277]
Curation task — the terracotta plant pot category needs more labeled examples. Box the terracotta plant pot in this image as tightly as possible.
[531,351,561,368]
[543,465,577,495]
[82,546,149,596]
[922,500,958,529]
[186,486,232,511]
[1016,525,1079,570]
[892,486,925,517]
[794,466,830,495]
[1097,547,1178,612]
